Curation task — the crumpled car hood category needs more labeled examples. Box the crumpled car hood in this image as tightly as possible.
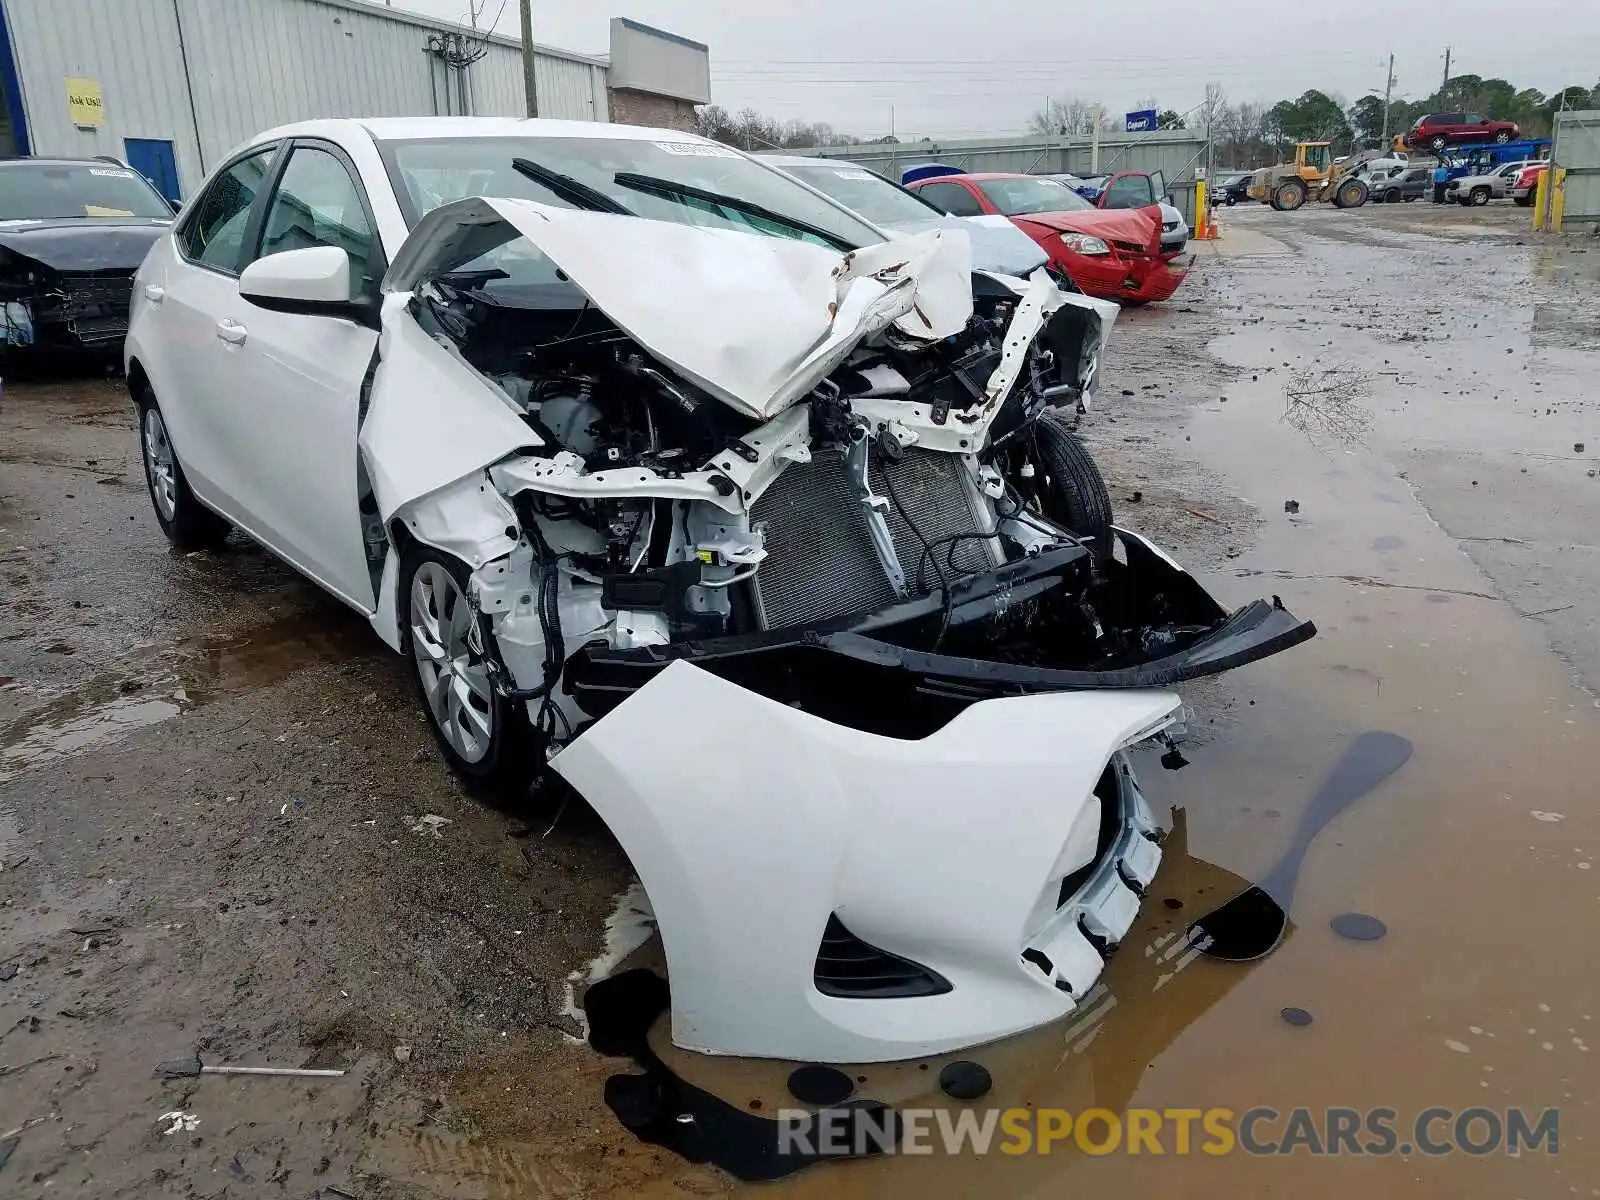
[0,218,170,272]
[1016,206,1162,250]
[385,196,975,422]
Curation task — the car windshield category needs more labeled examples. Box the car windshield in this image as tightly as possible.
[780,163,939,226]
[0,162,172,220]
[378,135,885,251]
[975,177,1094,215]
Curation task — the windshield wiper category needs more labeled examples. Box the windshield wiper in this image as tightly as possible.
[611,172,857,252]
[511,157,630,215]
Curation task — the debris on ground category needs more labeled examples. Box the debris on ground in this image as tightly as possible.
[1284,500,1301,514]
[393,1045,412,1064]
[156,1057,348,1080]
[403,814,452,839]
[158,1111,200,1136]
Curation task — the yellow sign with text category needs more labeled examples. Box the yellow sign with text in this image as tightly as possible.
[66,76,105,127]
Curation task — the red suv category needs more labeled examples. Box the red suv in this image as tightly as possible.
[1405,112,1520,151]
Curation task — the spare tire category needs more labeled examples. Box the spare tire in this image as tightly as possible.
[1033,408,1114,558]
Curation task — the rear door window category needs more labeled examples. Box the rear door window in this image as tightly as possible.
[916,181,983,216]
[177,148,277,275]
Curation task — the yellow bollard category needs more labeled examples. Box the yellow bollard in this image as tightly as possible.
[1533,166,1567,233]
[1193,181,1218,240]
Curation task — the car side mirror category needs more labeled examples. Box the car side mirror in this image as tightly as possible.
[239,246,378,329]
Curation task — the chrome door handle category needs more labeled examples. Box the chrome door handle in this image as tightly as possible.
[142,284,165,303]
[215,319,248,346]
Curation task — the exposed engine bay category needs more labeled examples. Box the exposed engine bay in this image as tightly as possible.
[368,198,1312,756]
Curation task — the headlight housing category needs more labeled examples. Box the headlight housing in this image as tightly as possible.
[1059,232,1110,256]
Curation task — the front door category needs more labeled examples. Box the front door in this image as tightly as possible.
[1101,171,1156,209]
[222,140,385,611]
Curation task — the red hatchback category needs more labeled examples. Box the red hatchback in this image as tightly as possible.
[1404,112,1520,151]
[905,172,1185,304]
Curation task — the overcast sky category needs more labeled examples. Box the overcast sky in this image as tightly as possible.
[396,0,1599,138]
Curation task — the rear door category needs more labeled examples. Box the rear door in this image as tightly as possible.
[155,144,283,514]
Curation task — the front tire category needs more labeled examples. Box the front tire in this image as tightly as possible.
[1385,188,1401,203]
[402,546,543,798]
[1470,186,1491,206]
[1032,408,1113,559]
[1493,130,1512,144]
[136,389,231,551]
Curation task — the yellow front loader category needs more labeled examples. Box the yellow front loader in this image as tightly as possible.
[1248,143,1375,211]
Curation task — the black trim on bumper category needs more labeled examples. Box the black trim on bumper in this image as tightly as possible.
[564,532,1316,736]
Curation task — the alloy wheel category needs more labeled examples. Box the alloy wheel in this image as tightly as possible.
[409,561,496,764]
[142,406,178,523]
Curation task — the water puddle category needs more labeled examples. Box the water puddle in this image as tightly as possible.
[0,609,379,781]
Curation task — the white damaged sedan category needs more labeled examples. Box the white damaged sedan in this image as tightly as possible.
[126,118,1313,1065]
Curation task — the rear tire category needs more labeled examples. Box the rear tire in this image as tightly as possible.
[1514,193,1534,208]
[1271,179,1308,211]
[135,388,231,551]
[1032,408,1114,559]
[1429,135,1448,152]
[401,545,544,800]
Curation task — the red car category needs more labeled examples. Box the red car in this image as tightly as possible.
[1404,112,1520,152]
[1511,162,1548,207]
[905,172,1185,304]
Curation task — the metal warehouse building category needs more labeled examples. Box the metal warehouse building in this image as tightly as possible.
[0,0,709,204]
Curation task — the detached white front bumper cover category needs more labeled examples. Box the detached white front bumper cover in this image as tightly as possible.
[552,660,1178,1064]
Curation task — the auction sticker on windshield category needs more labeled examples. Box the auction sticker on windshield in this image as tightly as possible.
[655,142,738,157]
[834,169,876,180]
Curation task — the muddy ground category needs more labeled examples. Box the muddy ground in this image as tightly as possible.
[2,197,1598,1198]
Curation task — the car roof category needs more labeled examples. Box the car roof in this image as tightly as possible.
[754,152,865,170]
[243,116,710,152]
[0,156,131,168]
[933,172,1072,183]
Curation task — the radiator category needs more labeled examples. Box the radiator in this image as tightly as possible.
[750,447,1001,628]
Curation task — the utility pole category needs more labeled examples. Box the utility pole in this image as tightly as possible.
[1381,54,1395,148]
[519,0,538,118]
[1441,46,1451,96]
[1204,82,1218,184]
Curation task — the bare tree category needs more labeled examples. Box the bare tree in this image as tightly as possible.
[1028,97,1100,137]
